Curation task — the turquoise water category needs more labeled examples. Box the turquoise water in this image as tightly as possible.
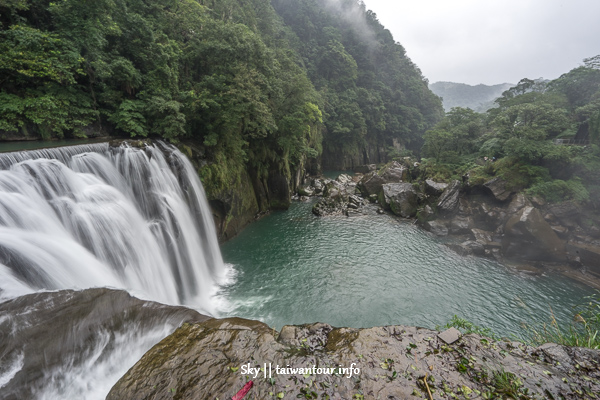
[217,199,595,338]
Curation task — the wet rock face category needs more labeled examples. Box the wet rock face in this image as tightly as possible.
[437,180,461,213]
[503,206,567,261]
[0,289,208,400]
[424,220,449,236]
[424,179,448,196]
[357,161,408,197]
[484,177,514,202]
[357,171,386,197]
[108,318,600,400]
[379,183,418,218]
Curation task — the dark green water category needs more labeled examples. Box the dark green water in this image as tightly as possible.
[217,199,595,338]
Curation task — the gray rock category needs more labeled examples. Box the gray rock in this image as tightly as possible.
[437,180,461,213]
[424,220,448,236]
[312,179,324,194]
[438,327,462,344]
[419,205,435,220]
[323,180,345,199]
[379,183,418,218]
[503,206,566,261]
[356,162,408,197]
[348,194,363,207]
[506,193,528,215]
[108,318,600,400]
[357,171,386,197]
[336,173,353,185]
[424,179,448,196]
[380,161,409,182]
[471,228,495,244]
[448,216,473,234]
[566,242,600,273]
[297,185,315,197]
[484,177,514,202]
[312,198,346,216]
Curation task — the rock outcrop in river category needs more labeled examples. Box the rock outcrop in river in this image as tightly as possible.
[108,317,600,400]
[300,160,600,282]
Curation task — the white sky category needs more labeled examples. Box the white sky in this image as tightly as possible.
[361,0,600,85]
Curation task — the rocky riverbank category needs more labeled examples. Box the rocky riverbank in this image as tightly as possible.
[108,317,600,400]
[296,160,600,285]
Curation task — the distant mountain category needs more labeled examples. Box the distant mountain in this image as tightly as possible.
[429,81,515,112]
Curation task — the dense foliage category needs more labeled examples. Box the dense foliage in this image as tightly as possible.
[421,58,600,205]
[0,0,443,193]
[271,0,443,162]
[0,0,330,193]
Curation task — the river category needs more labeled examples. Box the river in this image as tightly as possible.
[217,198,595,339]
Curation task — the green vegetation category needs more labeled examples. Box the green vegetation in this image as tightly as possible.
[525,294,600,349]
[422,58,600,204]
[272,0,443,162]
[0,0,442,198]
[443,292,600,350]
[442,315,498,340]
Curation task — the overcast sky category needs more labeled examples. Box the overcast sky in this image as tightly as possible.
[361,0,600,86]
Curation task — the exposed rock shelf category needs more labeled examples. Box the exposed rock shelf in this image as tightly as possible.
[108,318,600,400]
[298,160,600,284]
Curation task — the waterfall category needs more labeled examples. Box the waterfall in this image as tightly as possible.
[0,141,224,311]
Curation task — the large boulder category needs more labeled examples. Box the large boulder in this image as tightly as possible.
[379,183,418,218]
[357,162,409,197]
[448,216,474,234]
[424,220,448,236]
[484,177,514,202]
[424,179,448,196]
[336,173,353,185]
[437,180,461,213]
[357,171,386,197]
[566,242,600,273]
[323,180,342,198]
[380,161,409,182]
[503,206,566,261]
[312,178,324,195]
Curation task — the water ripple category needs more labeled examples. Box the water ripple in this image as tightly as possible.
[217,200,595,337]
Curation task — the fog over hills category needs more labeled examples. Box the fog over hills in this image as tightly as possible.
[429,81,515,112]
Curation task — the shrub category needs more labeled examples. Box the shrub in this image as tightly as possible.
[527,179,590,203]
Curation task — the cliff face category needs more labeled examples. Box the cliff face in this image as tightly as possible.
[107,317,600,400]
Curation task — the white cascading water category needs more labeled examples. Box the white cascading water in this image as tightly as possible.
[0,142,224,309]
[0,142,226,399]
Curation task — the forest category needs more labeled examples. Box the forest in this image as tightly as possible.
[0,0,442,196]
[421,57,600,206]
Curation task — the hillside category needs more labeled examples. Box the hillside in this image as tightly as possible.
[0,0,443,233]
[429,81,514,112]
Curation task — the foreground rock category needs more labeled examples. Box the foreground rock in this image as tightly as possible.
[379,182,418,218]
[0,289,207,399]
[311,174,365,216]
[108,318,599,400]
[503,206,567,261]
